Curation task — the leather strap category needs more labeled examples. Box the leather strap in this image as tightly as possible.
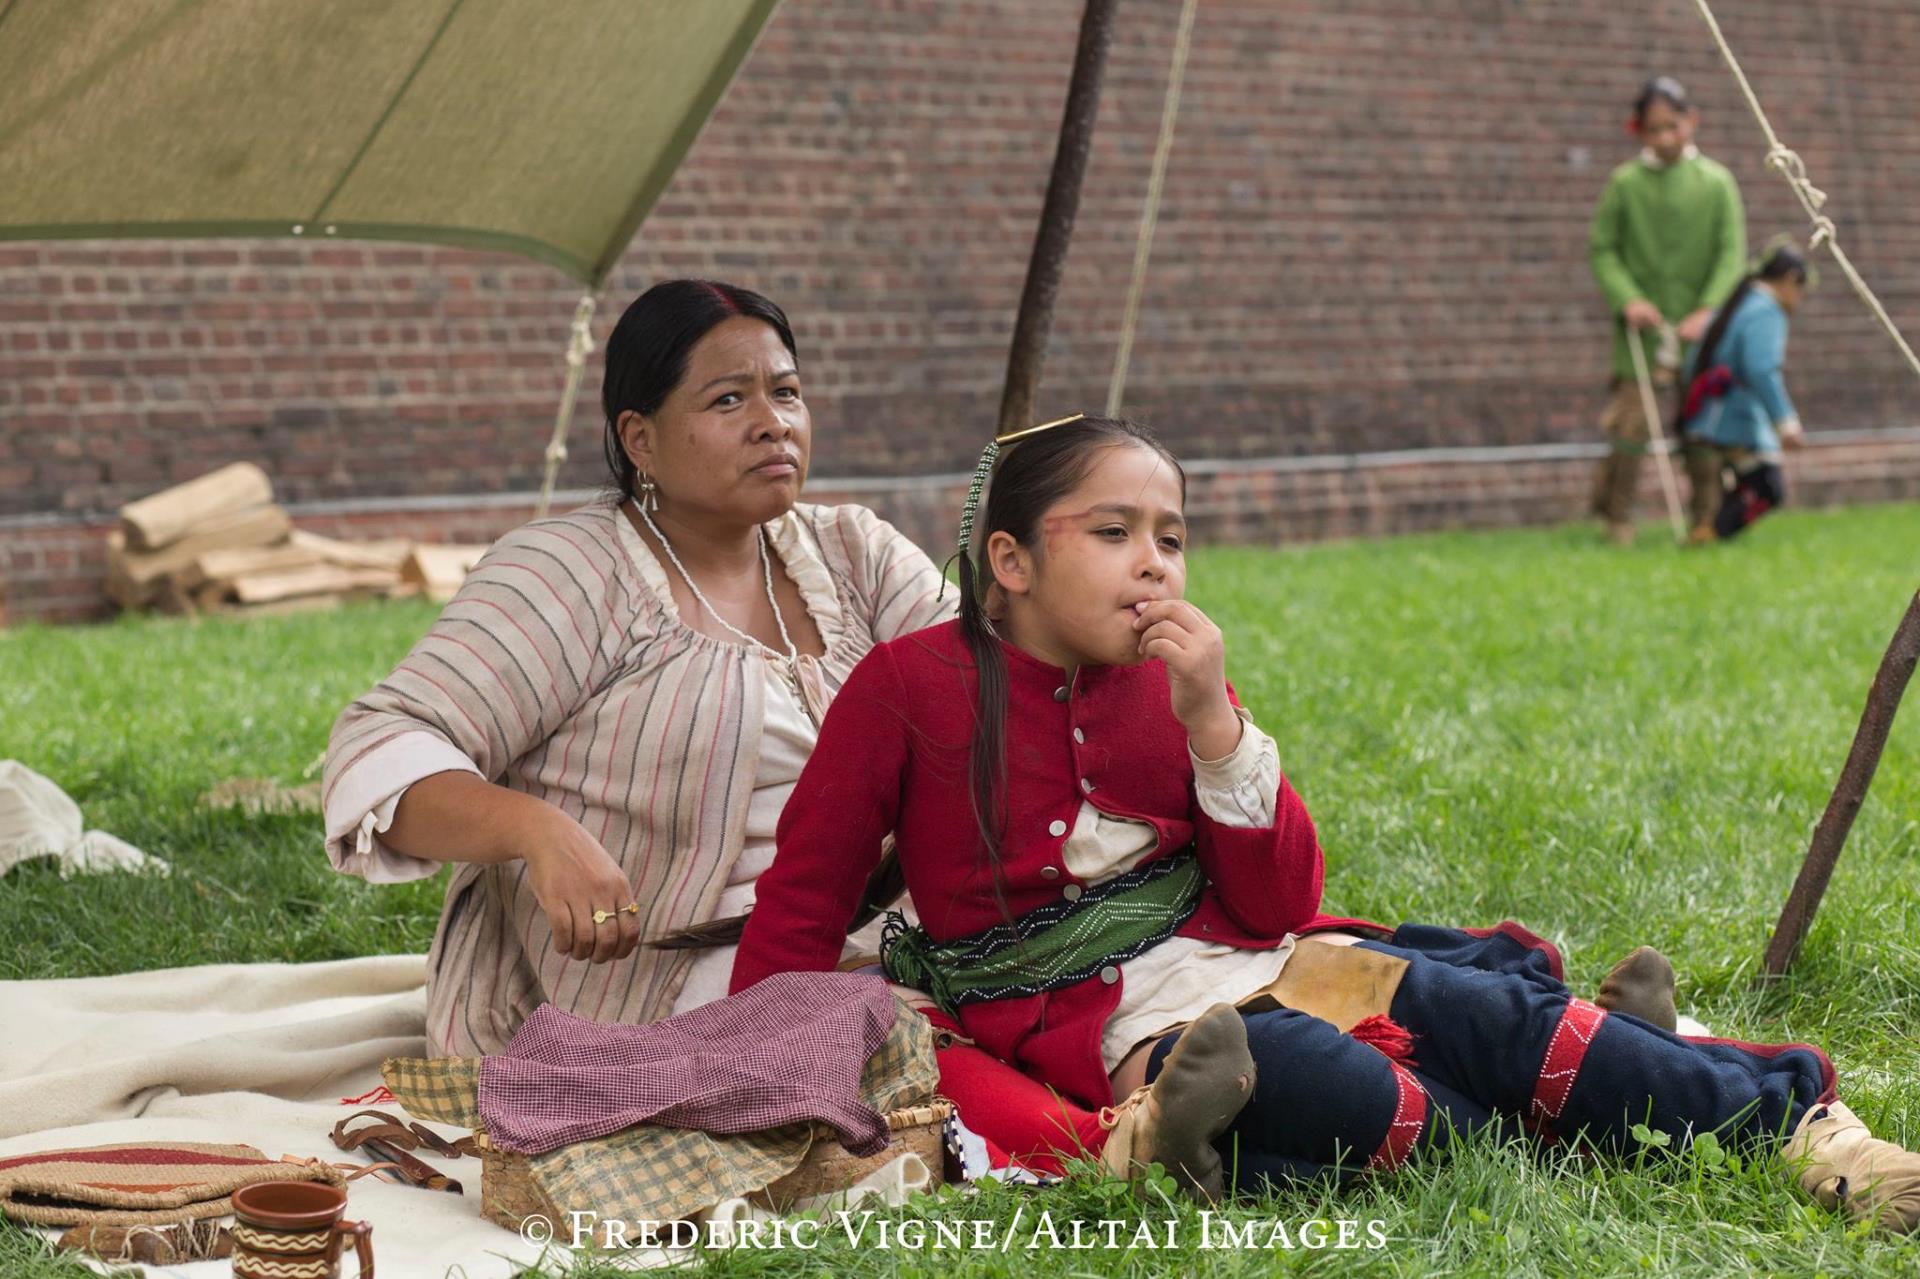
[329,1109,479,1192]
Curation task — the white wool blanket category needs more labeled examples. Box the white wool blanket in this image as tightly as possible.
[0,955,928,1277]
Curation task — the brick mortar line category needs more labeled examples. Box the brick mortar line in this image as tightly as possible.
[5,426,1920,532]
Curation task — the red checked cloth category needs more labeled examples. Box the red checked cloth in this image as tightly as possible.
[478,971,899,1157]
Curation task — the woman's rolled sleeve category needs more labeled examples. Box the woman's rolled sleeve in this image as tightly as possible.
[322,518,622,882]
[322,731,481,882]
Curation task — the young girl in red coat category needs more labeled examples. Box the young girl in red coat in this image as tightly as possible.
[731,415,1919,1229]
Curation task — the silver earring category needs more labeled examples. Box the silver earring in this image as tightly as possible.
[637,472,660,512]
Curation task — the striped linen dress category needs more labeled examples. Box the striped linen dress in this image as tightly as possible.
[322,499,951,1057]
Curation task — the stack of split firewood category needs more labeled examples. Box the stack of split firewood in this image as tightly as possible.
[106,463,490,616]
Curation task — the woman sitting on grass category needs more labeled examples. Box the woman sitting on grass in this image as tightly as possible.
[729,413,1920,1229]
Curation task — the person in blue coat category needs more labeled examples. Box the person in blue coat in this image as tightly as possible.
[1677,240,1812,542]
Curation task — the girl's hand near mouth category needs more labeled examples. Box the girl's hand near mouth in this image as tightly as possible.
[1133,599,1241,760]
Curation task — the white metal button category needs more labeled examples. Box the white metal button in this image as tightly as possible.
[1099,965,1119,984]
[1073,727,1085,745]
[1053,686,1069,702]
[1062,884,1083,902]
[1080,777,1094,793]
[1040,865,1060,880]
[1048,819,1067,837]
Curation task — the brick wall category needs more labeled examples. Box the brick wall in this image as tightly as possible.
[5,0,1920,619]
[8,433,1916,625]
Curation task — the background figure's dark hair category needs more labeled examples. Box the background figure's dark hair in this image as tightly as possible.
[1634,75,1693,125]
[600,279,797,498]
[953,416,1186,894]
[1692,242,1809,381]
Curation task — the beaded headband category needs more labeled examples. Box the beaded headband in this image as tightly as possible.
[938,412,1086,601]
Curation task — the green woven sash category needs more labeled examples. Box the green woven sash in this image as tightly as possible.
[879,851,1205,1020]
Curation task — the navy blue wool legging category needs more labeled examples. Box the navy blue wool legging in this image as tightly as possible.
[1145,925,1833,1193]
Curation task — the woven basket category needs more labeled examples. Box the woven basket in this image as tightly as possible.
[472,1101,951,1231]
[750,1100,951,1211]
[471,1133,561,1233]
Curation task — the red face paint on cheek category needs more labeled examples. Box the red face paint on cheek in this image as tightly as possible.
[1039,511,1087,555]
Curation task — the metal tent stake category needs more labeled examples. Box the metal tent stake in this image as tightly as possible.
[1762,589,1920,977]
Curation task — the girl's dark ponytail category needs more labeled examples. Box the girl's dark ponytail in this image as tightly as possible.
[1694,244,1809,385]
[954,531,1012,875]
[1690,278,1755,383]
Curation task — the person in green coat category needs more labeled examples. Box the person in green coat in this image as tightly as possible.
[1588,76,1747,544]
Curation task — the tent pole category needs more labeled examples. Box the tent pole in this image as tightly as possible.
[1762,589,1920,976]
[534,294,598,519]
[996,0,1119,435]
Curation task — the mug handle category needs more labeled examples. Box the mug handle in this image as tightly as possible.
[335,1218,374,1279]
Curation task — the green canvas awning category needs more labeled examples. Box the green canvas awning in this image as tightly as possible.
[0,0,778,285]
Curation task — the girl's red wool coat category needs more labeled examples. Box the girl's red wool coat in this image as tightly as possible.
[730,619,1380,1108]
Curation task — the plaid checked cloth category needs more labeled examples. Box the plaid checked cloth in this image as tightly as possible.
[382,988,938,1225]
[480,972,899,1157]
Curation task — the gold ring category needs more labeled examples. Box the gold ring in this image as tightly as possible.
[592,909,616,925]
[622,902,640,915]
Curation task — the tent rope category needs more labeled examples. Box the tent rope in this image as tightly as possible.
[534,294,597,519]
[1106,0,1199,416]
[1691,0,1920,979]
[1692,0,1920,386]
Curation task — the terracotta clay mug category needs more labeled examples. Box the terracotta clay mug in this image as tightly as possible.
[230,1181,374,1279]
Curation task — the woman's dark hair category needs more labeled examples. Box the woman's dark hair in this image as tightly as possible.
[954,415,1186,883]
[1633,75,1693,125]
[600,279,798,497]
[1692,242,1809,380]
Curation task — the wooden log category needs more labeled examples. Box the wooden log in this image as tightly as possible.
[402,544,491,603]
[288,530,415,572]
[119,463,273,551]
[229,564,401,605]
[179,541,324,591]
[103,536,156,611]
[110,506,292,588]
[150,574,199,617]
[215,593,352,618]
[104,566,157,612]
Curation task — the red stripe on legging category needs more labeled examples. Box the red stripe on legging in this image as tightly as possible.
[1528,997,1608,1142]
[1368,1060,1428,1170]
[0,1148,267,1171]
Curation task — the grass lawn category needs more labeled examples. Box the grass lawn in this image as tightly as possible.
[2,504,1918,1276]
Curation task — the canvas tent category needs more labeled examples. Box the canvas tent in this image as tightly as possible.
[0,0,778,286]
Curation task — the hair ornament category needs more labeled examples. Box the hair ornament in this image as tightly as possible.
[937,413,1088,602]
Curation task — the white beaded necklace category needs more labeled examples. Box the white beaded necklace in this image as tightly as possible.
[634,499,816,725]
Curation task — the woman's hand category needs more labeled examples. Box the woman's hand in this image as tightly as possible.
[1623,299,1664,331]
[1675,308,1714,344]
[1132,600,1242,760]
[513,802,642,964]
